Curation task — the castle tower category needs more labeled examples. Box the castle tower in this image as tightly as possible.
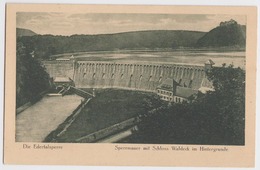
[204,59,215,72]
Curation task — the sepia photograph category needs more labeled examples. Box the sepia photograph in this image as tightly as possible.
[16,12,246,145]
[4,4,257,167]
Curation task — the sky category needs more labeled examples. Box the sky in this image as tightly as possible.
[17,13,246,36]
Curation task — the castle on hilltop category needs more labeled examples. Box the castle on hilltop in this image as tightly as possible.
[219,19,238,27]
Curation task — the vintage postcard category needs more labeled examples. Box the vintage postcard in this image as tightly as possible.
[4,4,257,167]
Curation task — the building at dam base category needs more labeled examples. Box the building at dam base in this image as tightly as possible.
[42,59,214,102]
[157,78,199,102]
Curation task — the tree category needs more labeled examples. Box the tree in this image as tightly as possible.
[16,42,51,109]
[125,64,245,145]
[205,64,245,144]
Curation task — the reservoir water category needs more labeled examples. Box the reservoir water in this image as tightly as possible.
[58,50,245,69]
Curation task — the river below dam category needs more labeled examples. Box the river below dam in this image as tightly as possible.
[16,95,83,142]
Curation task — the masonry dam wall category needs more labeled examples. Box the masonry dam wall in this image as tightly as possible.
[43,60,75,80]
[42,60,208,92]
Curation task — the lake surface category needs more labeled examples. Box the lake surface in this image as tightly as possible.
[59,50,245,69]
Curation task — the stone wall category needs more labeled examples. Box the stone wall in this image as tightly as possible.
[42,60,75,79]
[42,60,207,92]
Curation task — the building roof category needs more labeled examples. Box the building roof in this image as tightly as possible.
[157,78,178,91]
[54,76,72,83]
[175,86,198,98]
[157,78,199,99]
[198,87,215,94]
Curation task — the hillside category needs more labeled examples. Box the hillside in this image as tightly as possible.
[196,20,246,48]
[17,28,37,37]
[17,19,247,60]
[17,30,205,59]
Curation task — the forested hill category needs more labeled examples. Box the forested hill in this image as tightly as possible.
[196,20,246,48]
[17,28,37,37]
[17,19,246,59]
[17,30,205,59]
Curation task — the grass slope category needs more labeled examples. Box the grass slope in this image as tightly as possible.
[53,89,162,142]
